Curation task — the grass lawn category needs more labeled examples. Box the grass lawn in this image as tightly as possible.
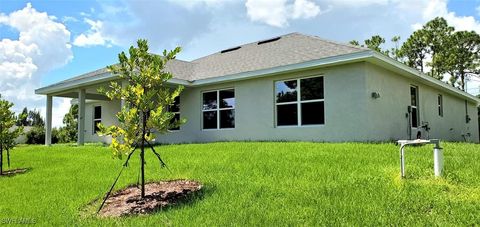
[0,142,479,226]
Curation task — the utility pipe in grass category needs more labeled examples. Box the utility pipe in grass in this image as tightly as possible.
[397,139,443,178]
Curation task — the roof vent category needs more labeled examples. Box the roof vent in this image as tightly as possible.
[257,37,281,45]
[220,46,241,53]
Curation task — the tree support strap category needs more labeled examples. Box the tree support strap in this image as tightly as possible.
[97,145,138,213]
[145,140,172,173]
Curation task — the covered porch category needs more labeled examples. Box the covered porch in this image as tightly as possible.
[35,69,123,146]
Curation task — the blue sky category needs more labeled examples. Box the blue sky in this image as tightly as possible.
[1,0,480,126]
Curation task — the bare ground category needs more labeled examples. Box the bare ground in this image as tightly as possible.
[98,179,202,217]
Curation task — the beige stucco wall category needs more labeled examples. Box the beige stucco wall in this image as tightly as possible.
[82,62,479,144]
[365,62,479,142]
[84,99,120,143]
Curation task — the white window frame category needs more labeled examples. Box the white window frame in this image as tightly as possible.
[93,105,102,135]
[438,94,443,117]
[275,75,325,127]
[410,85,419,128]
[201,88,235,130]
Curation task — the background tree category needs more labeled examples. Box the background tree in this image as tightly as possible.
[349,40,360,46]
[350,35,389,56]
[390,36,401,60]
[351,17,480,92]
[58,104,78,143]
[400,29,429,73]
[28,109,44,127]
[439,31,480,90]
[364,35,388,54]
[422,17,454,80]
[0,94,23,175]
[98,39,185,198]
[16,107,29,126]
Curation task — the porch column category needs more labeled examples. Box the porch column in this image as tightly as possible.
[78,89,86,146]
[45,95,52,146]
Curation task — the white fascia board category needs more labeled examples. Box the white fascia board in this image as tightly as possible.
[370,52,480,104]
[35,71,114,95]
[35,71,192,95]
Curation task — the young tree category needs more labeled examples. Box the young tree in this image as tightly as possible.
[98,39,185,198]
[0,94,23,175]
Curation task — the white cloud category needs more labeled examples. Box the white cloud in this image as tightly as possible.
[417,0,480,32]
[73,18,113,47]
[62,16,79,23]
[0,3,73,127]
[167,0,234,10]
[52,98,72,127]
[324,0,389,7]
[245,0,321,27]
[292,0,322,19]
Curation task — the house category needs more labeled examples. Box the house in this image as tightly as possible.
[35,33,480,145]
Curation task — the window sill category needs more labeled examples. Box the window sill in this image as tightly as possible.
[276,124,325,128]
[202,128,235,131]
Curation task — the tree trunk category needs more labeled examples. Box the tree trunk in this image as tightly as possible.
[0,143,3,175]
[461,73,466,91]
[140,112,146,198]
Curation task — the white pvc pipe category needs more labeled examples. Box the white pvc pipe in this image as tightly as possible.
[400,146,405,178]
[433,148,443,177]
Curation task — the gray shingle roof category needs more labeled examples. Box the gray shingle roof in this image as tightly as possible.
[42,33,369,88]
[188,32,368,80]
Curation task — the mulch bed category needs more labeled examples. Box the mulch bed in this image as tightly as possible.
[98,179,203,217]
[0,168,28,177]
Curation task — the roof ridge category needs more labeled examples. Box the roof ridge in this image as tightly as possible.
[192,33,296,62]
[295,32,370,51]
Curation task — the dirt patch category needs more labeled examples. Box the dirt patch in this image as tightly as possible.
[0,168,28,177]
[98,179,202,217]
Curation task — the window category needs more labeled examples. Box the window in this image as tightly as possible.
[410,86,419,128]
[438,95,443,117]
[169,96,181,131]
[93,106,101,134]
[465,100,471,123]
[202,89,235,129]
[275,76,324,126]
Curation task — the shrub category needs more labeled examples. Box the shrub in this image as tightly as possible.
[26,127,59,144]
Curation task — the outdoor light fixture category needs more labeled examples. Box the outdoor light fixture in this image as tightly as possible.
[371,92,380,99]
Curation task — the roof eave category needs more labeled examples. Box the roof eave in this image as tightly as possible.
[368,52,480,104]
[35,71,192,95]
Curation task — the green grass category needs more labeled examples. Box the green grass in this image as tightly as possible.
[1,142,480,226]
